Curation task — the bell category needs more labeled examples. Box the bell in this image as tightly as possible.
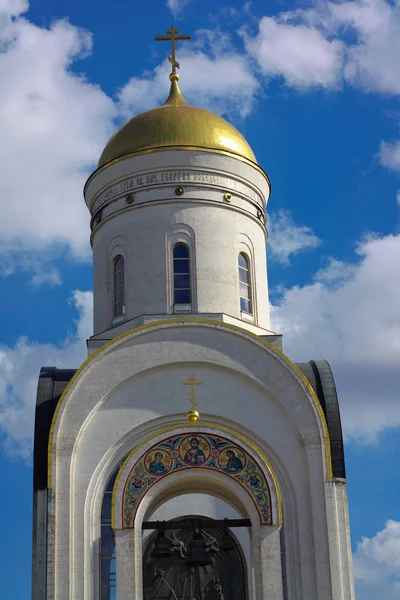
[186,529,213,566]
[219,520,234,551]
[151,529,171,559]
[219,531,234,551]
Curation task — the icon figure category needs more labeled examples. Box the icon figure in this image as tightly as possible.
[183,437,206,465]
[248,474,261,488]
[130,478,144,490]
[148,451,168,475]
[224,450,244,473]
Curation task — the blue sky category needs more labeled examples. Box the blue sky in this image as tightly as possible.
[0,0,400,597]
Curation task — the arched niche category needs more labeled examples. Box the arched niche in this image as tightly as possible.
[112,428,283,600]
[143,494,250,600]
[143,516,248,600]
[147,492,250,567]
[113,429,281,529]
[53,319,331,600]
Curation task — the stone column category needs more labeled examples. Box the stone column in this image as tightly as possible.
[115,528,136,600]
[259,525,283,600]
[326,479,356,600]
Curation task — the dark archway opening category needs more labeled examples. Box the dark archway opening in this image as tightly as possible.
[143,517,248,600]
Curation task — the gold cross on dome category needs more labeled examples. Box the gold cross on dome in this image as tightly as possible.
[155,26,191,75]
[183,375,202,421]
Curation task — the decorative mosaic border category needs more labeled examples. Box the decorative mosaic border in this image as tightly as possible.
[122,432,272,527]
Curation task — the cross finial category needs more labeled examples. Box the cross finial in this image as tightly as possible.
[155,26,191,80]
[182,375,202,422]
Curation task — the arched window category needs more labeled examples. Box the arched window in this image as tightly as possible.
[100,459,126,600]
[113,255,125,318]
[173,243,191,305]
[239,253,252,314]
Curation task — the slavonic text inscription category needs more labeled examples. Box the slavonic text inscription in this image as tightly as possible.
[93,170,261,211]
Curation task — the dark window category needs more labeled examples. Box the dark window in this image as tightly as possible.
[238,253,252,314]
[173,244,191,304]
[100,458,128,600]
[113,255,125,317]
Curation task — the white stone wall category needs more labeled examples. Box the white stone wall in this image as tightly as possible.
[46,320,354,600]
[84,151,271,336]
[326,479,356,600]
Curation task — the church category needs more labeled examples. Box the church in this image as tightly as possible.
[32,28,355,600]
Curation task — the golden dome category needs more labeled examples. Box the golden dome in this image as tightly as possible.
[97,78,257,168]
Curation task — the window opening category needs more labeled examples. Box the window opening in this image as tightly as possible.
[238,253,252,314]
[100,458,127,600]
[143,519,248,600]
[173,243,191,305]
[113,255,125,317]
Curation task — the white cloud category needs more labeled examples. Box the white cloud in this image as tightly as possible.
[330,0,400,94]
[313,257,356,286]
[243,1,400,95]
[0,246,63,285]
[0,3,116,272]
[166,0,190,17]
[268,210,321,264]
[0,290,92,458]
[30,266,62,287]
[0,0,28,16]
[119,30,259,119]
[380,138,400,172]
[243,15,344,90]
[242,1,400,174]
[271,233,400,442]
[338,0,400,184]
[354,520,400,599]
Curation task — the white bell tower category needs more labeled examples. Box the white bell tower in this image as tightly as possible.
[84,74,274,351]
[32,28,355,600]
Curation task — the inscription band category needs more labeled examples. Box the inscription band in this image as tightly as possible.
[91,169,263,213]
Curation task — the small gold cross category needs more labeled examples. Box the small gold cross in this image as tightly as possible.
[155,26,191,76]
[183,375,202,421]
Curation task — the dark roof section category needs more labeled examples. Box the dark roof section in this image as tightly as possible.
[296,360,346,479]
[33,367,76,490]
